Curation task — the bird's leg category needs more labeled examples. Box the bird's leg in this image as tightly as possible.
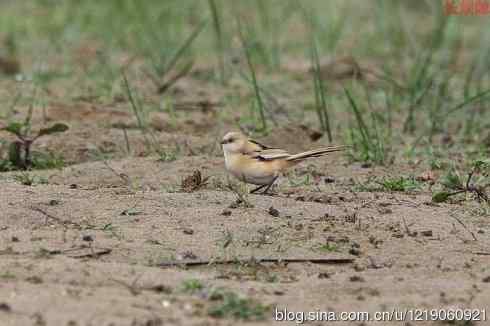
[250,184,267,194]
[261,176,279,195]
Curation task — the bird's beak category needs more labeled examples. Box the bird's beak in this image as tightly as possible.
[220,140,226,145]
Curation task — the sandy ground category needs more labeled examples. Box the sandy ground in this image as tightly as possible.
[0,65,487,324]
[0,147,489,326]
[1,2,489,324]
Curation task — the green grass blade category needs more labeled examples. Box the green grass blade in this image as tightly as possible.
[161,18,208,78]
[344,87,371,148]
[447,89,490,116]
[122,73,152,152]
[310,36,332,141]
[237,18,267,132]
[208,0,225,84]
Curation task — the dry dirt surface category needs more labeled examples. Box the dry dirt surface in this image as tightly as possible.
[1,1,489,325]
[0,134,489,326]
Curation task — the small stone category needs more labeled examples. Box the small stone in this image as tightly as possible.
[420,230,433,237]
[353,263,365,272]
[349,247,361,256]
[392,232,404,238]
[221,209,232,216]
[48,199,60,206]
[0,302,11,312]
[11,236,19,242]
[69,184,78,189]
[183,228,194,235]
[378,207,392,215]
[26,276,43,284]
[82,235,94,242]
[349,275,365,282]
[150,285,172,294]
[318,272,330,279]
[483,276,490,283]
[268,206,280,217]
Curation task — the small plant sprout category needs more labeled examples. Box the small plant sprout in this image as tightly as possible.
[181,279,204,294]
[2,120,68,170]
[207,290,268,321]
[433,160,490,203]
[344,88,387,165]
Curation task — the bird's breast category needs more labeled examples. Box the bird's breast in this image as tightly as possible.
[224,152,278,185]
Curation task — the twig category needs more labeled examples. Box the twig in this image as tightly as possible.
[473,252,490,256]
[402,217,416,237]
[102,161,133,190]
[466,169,475,190]
[122,127,131,155]
[41,246,111,258]
[31,207,82,229]
[111,275,143,296]
[157,256,354,268]
[450,214,477,241]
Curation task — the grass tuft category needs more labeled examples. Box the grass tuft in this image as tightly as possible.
[208,289,268,321]
[344,88,388,165]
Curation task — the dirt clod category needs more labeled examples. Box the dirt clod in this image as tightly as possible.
[0,302,11,312]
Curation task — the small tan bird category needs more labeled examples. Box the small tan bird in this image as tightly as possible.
[221,131,347,194]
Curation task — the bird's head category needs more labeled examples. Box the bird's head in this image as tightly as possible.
[220,131,247,153]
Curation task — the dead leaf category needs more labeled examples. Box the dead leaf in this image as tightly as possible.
[181,170,209,192]
[416,171,436,182]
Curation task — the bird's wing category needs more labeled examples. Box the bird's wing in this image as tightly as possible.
[250,149,291,161]
[248,139,274,150]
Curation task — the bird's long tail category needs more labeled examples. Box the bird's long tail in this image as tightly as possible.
[286,145,348,162]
